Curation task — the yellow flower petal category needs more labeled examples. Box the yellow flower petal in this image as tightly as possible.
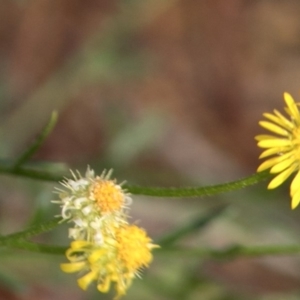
[263,112,293,130]
[115,281,128,300]
[257,138,292,148]
[259,121,289,136]
[284,92,299,119]
[77,270,98,290]
[65,241,93,260]
[70,240,91,250]
[88,249,106,264]
[270,156,295,173]
[291,187,300,209]
[291,171,300,195]
[267,165,297,189]
[273,109,294,130]
[97,277,111,293]
[259,147,287,159]
[60,261,86,273]
[255,134,277,141]
[257,152,293,172]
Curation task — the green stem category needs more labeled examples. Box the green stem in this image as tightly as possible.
[0,161,270,198]
[159,244,300,259]
[2,239,300,259]
[0,218,299,259]
[0,240,66,255]
[0,218,62,241]
[0,163,64,182]
[125,170,270,197]
[12,112,58,169]
[0,218,65,255]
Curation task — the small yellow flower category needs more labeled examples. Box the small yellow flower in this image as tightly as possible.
[256,92,300,209]
[53,167,132,243]
[60,224,159,299]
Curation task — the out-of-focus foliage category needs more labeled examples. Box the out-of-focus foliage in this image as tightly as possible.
[1,1,300,299]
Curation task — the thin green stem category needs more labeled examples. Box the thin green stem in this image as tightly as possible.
[0,218,65,255]
[0,163,65,182]
[125,170,270,197]
[0,161,270,197]
[0,218,61,243]
[12,111,58,169]
[0,240,66,255]
[159,244,300,259]
[0,217,299,259]
[2,239,300,259]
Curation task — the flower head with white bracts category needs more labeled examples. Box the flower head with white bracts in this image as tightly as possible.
[53,167,132,243]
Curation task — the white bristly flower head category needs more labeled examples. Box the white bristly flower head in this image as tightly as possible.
[52,167,132,244]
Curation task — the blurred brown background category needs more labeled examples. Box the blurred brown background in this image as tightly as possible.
[1,1,300,299]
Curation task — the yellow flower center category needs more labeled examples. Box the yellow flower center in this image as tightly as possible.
[92,180,124,213]
[115,225,153,271]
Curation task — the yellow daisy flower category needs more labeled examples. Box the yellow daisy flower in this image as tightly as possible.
[60,224,159,299]
[53,167,132,243]
[256,92,300,209]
